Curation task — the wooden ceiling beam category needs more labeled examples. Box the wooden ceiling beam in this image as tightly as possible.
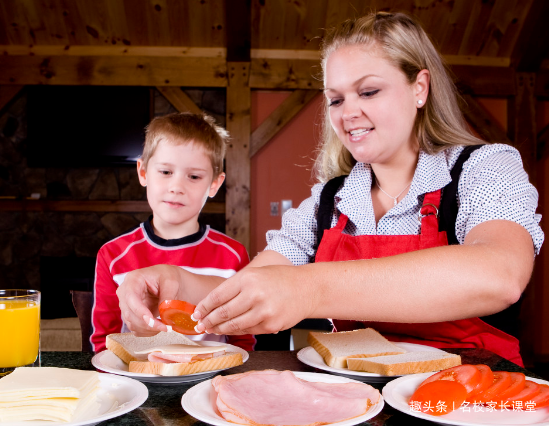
[156,87,202,114]
[0,55,227,87]
[250,89,319,157]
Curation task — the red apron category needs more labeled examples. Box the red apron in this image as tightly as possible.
[315,189,523,366]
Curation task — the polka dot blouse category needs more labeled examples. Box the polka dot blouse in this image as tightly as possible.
[265,144,544,265]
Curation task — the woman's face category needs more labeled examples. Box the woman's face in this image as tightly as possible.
[324,44,427,167]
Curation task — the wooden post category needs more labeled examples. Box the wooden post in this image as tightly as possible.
[225,63,251,250]
[513,73,537,183]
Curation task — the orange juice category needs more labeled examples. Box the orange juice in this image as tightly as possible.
[0,300,40,368]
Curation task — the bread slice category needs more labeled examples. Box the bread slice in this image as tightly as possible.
[347,351,462,376]
[129,352,243,376]
[308,328,405,368]
[106,332,199,364]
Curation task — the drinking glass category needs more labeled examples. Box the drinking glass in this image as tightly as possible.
[0,289,41,376]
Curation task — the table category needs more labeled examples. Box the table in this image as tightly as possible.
[42,349,540,426]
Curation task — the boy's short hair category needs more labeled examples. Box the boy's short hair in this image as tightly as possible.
[141,112,229,176]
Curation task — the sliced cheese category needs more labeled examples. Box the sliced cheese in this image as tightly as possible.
[135,344,227,355]
[0,367,100,423]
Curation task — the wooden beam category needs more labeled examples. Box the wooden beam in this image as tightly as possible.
[512,73,537,181]
[0,55,227,86]
[0,85,24,115]
[225,62,251,250]
[0,200,224,213]
[452,66,516,96]
[461,94,512,145]
[1,46,226,58]
[250,58,322,89]
[156,87,202,114]
[250,90,319,157]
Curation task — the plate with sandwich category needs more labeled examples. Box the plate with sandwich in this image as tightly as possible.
[298,328,461,383]
[91,332,248,384]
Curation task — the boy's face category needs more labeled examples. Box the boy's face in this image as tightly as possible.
[137,139,225,239]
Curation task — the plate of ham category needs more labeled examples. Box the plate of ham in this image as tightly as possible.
[182,370,384,426]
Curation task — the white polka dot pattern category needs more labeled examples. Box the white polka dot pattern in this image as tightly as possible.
[265,144,544,265]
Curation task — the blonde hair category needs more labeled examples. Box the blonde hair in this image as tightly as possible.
[142,112,229,176]
[316,11,485,182]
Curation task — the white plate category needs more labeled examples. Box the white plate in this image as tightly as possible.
[182,371,384,426]
[297,342,448,383]
[383,372,549,425]
[6,373,148,426]
[91,341,249,384]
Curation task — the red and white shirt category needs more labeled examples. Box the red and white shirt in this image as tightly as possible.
[91,219,255,352]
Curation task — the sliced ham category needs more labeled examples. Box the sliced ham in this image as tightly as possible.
[212,370,380,426]
[148,351,224,363]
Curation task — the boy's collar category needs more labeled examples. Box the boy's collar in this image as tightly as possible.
[143,216,208,247]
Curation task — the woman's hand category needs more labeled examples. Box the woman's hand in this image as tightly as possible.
[116,265,185,336]
[193,261,314,335]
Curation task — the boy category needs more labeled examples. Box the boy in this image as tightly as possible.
[90,112,255,352]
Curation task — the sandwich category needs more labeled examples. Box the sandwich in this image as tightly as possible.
[308,328,406,368]
[106,332,243,376]
[347,351,462,376]
[129,343,243,376]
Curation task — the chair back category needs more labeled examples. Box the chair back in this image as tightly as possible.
[70,290,93,352]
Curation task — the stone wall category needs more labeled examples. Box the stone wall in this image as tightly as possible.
[0,87,227,305]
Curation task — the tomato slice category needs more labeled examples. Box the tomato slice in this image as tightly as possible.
[467,365,494,399]
[497,372,526,400]
[420,365,482,396]
[471,371,512,403]
[410,381,467,416]
[528,384,549,409]
[501,380,540,409]
[158,300,201,335]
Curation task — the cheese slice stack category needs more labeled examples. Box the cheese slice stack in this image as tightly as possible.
[0,367,100,423]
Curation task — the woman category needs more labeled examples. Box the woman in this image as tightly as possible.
[118,12,543,365]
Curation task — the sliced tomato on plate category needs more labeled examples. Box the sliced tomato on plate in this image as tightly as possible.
[471,371,512,403]
[467,365,494,399]
[410,381,467,416]
[528,383,549,409]
[419,364,482,396]
[158,299,201,335]
[500,380,540,409]
[496,372,526,401]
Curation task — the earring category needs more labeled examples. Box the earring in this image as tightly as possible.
[417,100,423,105]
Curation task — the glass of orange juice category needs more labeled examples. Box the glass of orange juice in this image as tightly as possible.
[0,289,41,376]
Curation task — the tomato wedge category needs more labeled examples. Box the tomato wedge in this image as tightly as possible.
[158,300,201,335]
[471,371,512,404]
[467,365,494,399]
[528,384,549,409]
[501,380,540,409]
[410,381,467,416]
[420,365,482,396]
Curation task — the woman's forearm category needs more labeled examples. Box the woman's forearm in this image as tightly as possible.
[304,220,534,323]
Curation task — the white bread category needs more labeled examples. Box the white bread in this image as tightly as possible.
[347,351,462,376]
[106,332,199,364]
[308,328,406,368]
[129,352,243,376]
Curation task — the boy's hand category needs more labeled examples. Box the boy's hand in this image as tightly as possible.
[116,265,184,336]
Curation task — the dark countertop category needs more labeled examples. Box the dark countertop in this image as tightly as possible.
[41,349,539,426]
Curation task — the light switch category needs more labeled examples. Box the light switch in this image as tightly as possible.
[281,199,292,215]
